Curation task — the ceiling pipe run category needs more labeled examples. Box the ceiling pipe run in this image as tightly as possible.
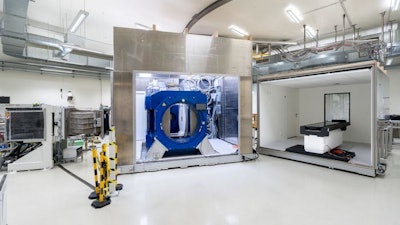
[0,0,112,70]
[303,24,307,49]
[335,25,338,42]
[381,11,386,42]
[339,0,353,27]
[343,14,346,43]
[184,0,232,31]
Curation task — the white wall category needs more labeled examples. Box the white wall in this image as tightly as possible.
[259,81,371,146]
[299,83,371,144]
[387,67,400,114]
[252,83,257,114]
[259,83,299,146]
[0,70,110,109]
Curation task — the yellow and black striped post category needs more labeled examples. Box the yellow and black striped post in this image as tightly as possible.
[91,144,111,208]
[115,144,123,191]
[108,142,117,195]
[108,143,123,195]
[102,144,110,198]
[88,147,100,200]
[109,127,123,192]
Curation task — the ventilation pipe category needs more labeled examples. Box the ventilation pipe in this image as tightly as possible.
[343,14,346,43]
[334,25,338,42]
[303,24,306,49]
[380,12,386,42]
[0,0,112,68]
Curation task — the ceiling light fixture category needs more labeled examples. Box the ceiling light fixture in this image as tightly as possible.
[137,73,152,78]
[305,26,316,38]
[285,5,303,23]
[286,10,300,23]
[228,25,249,37]
[68,10,89,33]
[391,0,400,10]
[41,68,73,74]
[134,23,152,30]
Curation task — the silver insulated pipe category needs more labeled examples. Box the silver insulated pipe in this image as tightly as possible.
[380,11,386,42]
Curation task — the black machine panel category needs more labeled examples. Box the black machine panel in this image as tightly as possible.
[300,120,350,137]
[6,110,45,141]
[0,97,10,104]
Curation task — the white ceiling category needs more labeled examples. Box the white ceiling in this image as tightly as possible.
[263,68,371,88]
[0,0,399,47]
[192,0,397,41]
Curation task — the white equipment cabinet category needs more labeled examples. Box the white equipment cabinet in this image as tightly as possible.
[3,105,57,172]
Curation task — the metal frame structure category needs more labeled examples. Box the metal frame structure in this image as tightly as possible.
[257,61,389,177]
[113,28,254,173]
[2,104,56,172]
[0,175,6,225]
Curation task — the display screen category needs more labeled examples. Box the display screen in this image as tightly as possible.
[6,110,45,141]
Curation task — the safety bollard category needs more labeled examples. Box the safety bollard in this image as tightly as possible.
[109,127,123,192]
[108,143,123,196]
[88,147,99,200]
[115,144,123,191]
[91,144,111,208]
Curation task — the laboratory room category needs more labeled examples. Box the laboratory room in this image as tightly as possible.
[0,0,400,225]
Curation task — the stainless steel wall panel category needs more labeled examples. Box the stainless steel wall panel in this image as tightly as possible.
[220,77,239,140]
[114,28,186,72]
[239,76,253,154]
[112,71,134,165]
[186,35,252,76]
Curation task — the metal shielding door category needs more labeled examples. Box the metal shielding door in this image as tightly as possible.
[374,65,390,174]
[286,91,299,138]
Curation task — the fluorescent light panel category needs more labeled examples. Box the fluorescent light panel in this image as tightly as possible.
[68,10,89,33]
[285,6,302,23]
[41,68,73,74]
[392,0,400,10]
[228,25,249,37]
[137,73,152,78]
[286,10,301,23]
[305,26,316,38]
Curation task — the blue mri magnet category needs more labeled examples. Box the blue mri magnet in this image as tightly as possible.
[145,91,214,159]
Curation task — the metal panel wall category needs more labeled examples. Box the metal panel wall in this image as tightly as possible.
[239,76,253,154]
[185,35,251,76]
[112,71,134,165]
[220,77,239,140]
[113,27,252,165]
[373,65,390,173]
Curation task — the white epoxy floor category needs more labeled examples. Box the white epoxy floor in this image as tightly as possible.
[4,146,400,225]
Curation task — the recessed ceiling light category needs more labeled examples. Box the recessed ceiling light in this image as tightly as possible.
[228,25,249,37]
[285,7,302,23]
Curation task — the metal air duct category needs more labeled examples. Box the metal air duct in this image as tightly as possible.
[0,0,112,72]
